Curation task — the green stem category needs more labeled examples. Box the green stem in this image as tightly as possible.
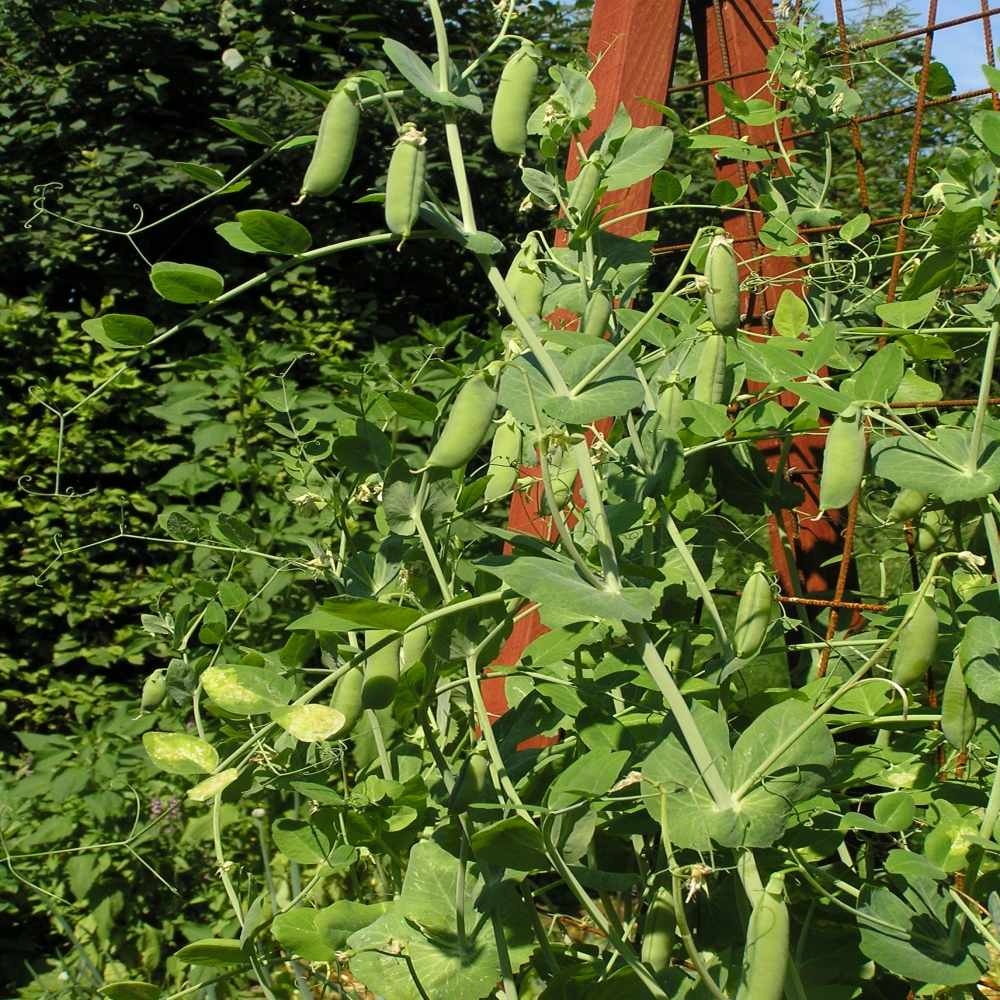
[663,512,732,657]
[367,709,394,781]
[572,439,621,590]
[414,506,454,601]
[969,319,1000,474]
[213,793,244,924]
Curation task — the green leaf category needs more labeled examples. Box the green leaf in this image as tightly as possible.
[883,848,946,881]
[710,179,739,206]
[923,61,955,98]
[871,428,1000,503]
[839,213,870,241]
[272,814,335,864]
[149,262,224,304]
[202,665,294,714]
[215,221,271,254]
[176,162,226,189]
[857,879,985,985]
[899,250,959,300]
[603,126,674,191]
[199,600,227,645]
[82,314,155,349]
[270,704,346,742]
[497,351,564,424]
[211,117,275,145]
[98,984,160,1000]
[317,597,421,631]
[216,512,255,548]
[651,170,684,205]
[472,816,548,870]
[236,210,312,255]
[381,38,482,113]
[165,512,199,541]
[873,791,916,832]
[386,391,437,422]
[547,749,630,810]
[272,902,390,960]
[142,732,218,775]
[349,840,534,1000]
[187,769,239,802]
[316,900,390,952]
[853,343,904,402]
[933,206,982,248]
[172,939,248,967]
[771,289,809,337]
[984,64,1000,92]
[541,341,644,423]
[478,556,656,624]
[715,81,749,116]
[874,294,937,328]
[417,201,504,254]
[960,616,1000,704]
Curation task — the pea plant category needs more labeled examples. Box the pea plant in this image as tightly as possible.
[16,6,1000,1000]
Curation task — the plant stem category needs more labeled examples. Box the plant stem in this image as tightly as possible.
[969,319,1000,474]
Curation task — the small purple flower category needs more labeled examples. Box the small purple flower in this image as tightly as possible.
[150,798,164,817]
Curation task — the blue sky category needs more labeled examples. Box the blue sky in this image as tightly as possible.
[812,0,995,94]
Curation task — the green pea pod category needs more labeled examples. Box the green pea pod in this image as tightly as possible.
[657,383,683,431]
[663,628,692,676]
[362,629,401,710]
[735,871,789,1000]
[485,417,523,503]
[641,886,676,973]
[426,373,498,470]
[734,562,771,659]
[299,81,360,199]
[331,666,364,735]
[546,444,578,511]
[449,753,491,813]
[891,593,939,688]
[490,42,540,157]
[693,333,727,404]
[401,625,429,672]
[140,669,167,713]
[568,161,601,216]
[384,123,427,240]
[505,239,544,318]
[941,653,976,749]
[704,233,741,337]
[818,404,866,511]
[352,706,395,770]
[886,488,928,524]
[581,291,612,338]
[917,507,945,552]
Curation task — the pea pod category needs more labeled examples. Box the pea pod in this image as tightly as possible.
[693,333,727,404]
[299,81,360,200]
[735,872,789,1000]
[362,630,401,710]
[886,489,928,524]
[140,669,167,713]
[505,238,544,318]
[331,666,364,735]
[657,383,683,431]
[917,507,945,552]
[352,706,395,770]
[567,161,601,216]
[426,373,499,470]
[546,444,578,511]
[704,233,741,338]
[891,593,939,688]
[941,653,976,750]
[490,42,540,157]
[641,886,676,973]
[449,753,491,813]
[663,628,692,676]
[581,290,612,338]
[484,417,523,503]
[384,123,427,240]
[734,562,771,659]
[818,404,866,511]
[402,625,429,672]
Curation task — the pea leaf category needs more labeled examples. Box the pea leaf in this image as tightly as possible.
[176,162,226,189]
[272,812,337,864]
[899,250,959,300]
[960,616,1000,704]
[187,769,239,802]
[215,221,271,254]
[386,391,437,421]
[149,262,224,304]
[875,293,937,328]
[771,289,809,337]
[270,704,346,742]
[236,210,312,255]
[318,596,421,631]
[211,117,275,145]
[603,126,674,191]
[142,732,218,775]
[542,341,644,423]
[202,665,294,714]
[839,213,871,241]
[382,38,482,113]
[173,939,248,967]
[471,817,547,870]
[871,428,1000,503]
[216,512,255,548]
[98,984,160,1000]
[82,314,155,349]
